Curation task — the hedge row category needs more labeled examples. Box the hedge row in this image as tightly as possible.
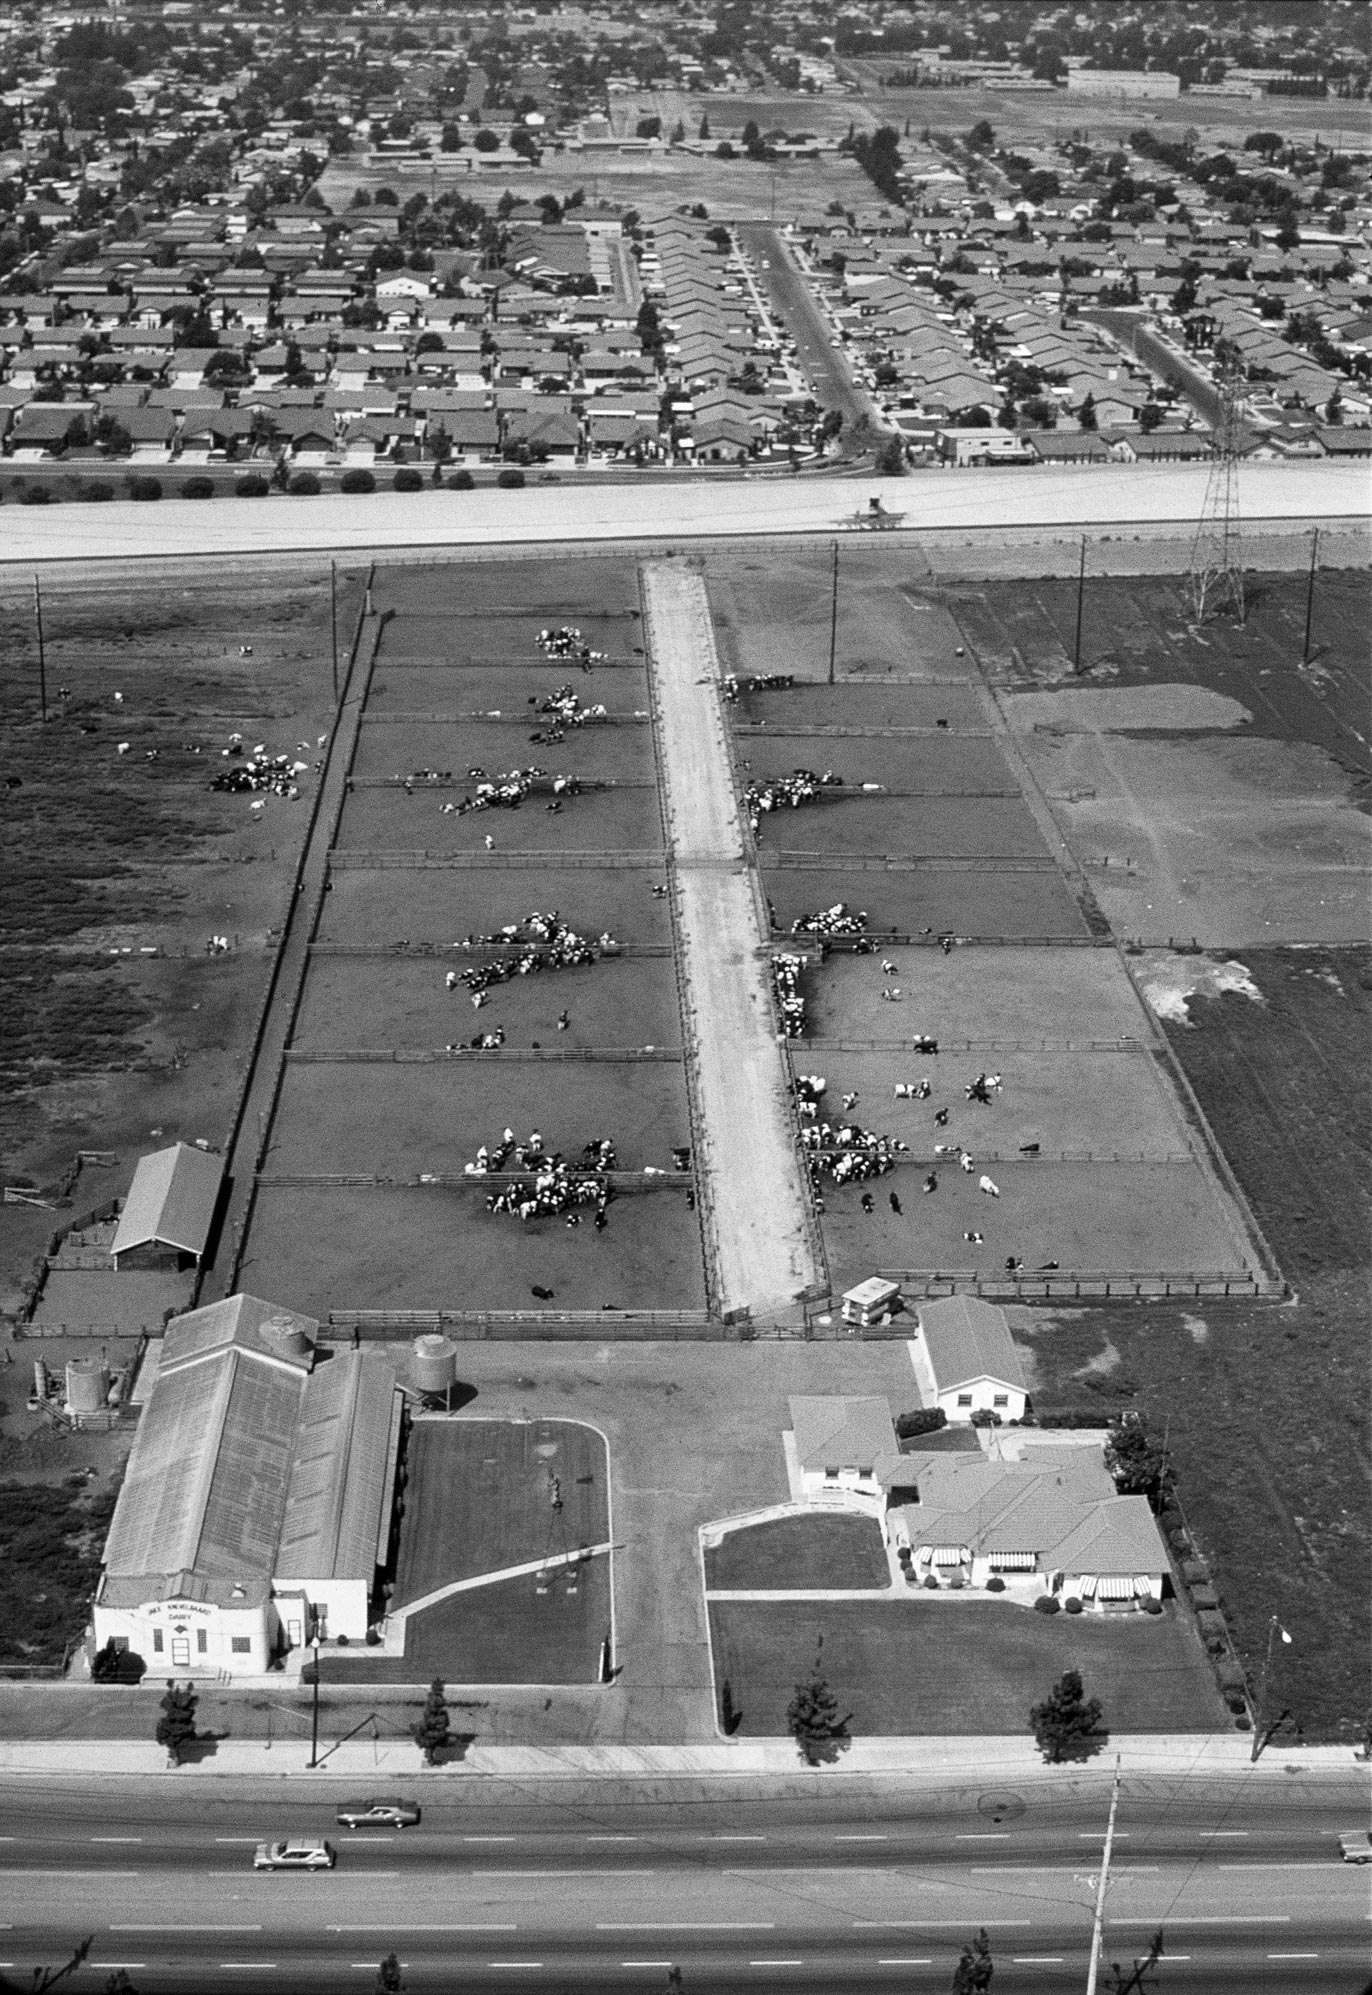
[0,468,516,504]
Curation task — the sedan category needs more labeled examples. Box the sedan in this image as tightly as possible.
[336,1800,422,1829]
[254,1837,335,1870]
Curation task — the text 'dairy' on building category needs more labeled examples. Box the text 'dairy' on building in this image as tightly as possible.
[93,1294,402,1676]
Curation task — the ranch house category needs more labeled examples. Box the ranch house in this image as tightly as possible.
[913,1294,1029,1424]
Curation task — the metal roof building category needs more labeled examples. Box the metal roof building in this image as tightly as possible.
[110,1142,224,1269]
[95,1294,401,1675]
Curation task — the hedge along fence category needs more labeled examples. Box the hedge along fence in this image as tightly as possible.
[199,561,375,1302]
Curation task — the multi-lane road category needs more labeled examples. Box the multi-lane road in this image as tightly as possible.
[733,222,880,440]
[3,1781,1368,1993]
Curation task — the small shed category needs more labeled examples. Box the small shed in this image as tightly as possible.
[915,1294,1028,1423]
[110,1143,224,1270]
[841,1277,902,1328]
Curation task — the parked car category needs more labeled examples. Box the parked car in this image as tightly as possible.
[336,1800,421,1829]
[1338,1830,1372,1863]
[253,1837,335,1870]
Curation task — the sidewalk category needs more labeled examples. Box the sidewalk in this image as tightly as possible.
[0,1733,1360,1784]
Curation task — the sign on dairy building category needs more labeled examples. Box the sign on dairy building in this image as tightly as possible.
[94,1294,403,1675]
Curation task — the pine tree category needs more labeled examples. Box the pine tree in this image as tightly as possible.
[951,1927,994,1992]
[413,1677,451,1766]
[155,1680,198,1766]
[1105,1412,1167,1502]
[699,114,710,140]
[1029,1669,1107,1764]
[786,1668,851,1766]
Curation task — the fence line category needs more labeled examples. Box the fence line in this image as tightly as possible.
[791,932,1107,950]
[349,776,651,792]
[284,1046,682,1064]
[328,849,662,870]
[365,711,651,727]
[258,1170,691,1192]
[308,940,671,960]
[732,724,996,739]
[874,1268,1275,1301]
[802,1035,1144,1053]
[761,852,1060,873]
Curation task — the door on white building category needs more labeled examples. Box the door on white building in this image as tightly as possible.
[170,1636,190,1667]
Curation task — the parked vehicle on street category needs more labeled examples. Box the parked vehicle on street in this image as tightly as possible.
[1338,1830,1372,1863]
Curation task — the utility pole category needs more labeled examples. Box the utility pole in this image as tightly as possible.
[827,540,839,685]
[1300,526,1324,666]
[308,1630,322,1768]
[1251,1613,1293,1761]
[1073,534,1087,674]
[33,573,47,721]
[329,558,339,705]
[1085,1756,1121,1995]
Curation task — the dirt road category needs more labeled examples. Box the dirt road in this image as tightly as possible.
[642,563,821,1315]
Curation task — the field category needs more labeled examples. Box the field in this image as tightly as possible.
[705,1514,889,1592]
[708,1596,1226,1737]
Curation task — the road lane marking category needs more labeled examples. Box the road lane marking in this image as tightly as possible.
[1013,1959,1065,1966]
[338,1836,395,1843]
[1077,1832,1130,1839]
[114,1927,263,1935]
[956,1833,1009,1840]
[857,1922,1031,1930]
[1200,1830,1248,1836]
[473,1870,655,1878]
[971,1866,1158,1876]
[8,1871,138,1878]
[1113,1916,1290,1926]
[709,1835,766,1842]
[878,1962,933,1969]
[750,1961,803,1968]
[91,1969,147,1974]
[1157,1958,1191,1964]
[1268,1954,1319,1961]
[1218,1861,1334,1870]
[91,1837,143,1844]
[835,1835,888,1842]
[220,1967,278,1973]
[620,1965,675,1971]
[490,1964,543,1971]
[598,1924,775,1932]
[465,1836,518,1843]
[587,1836,639,1843]
[328,1925,516,1934]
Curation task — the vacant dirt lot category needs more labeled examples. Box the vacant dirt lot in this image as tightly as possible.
[761,863,1091,941]
[367,659,651,714]
[319,862,674,949]
[335,779,665,856]
[806,944,1151,1044]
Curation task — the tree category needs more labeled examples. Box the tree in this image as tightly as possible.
[1138,401,1164,434]
[1078,392,1098,432]
[741,120,761,151]
[413,1678,451,1765]
[967,120,995,154]
[636,116,661,140]
[786,1665,851,1765]
[1105,1412,1168,1502]
[473,129,500,152]
[155,1680,198,1766]
[1274,220,1300,253]
[1029,1668,1107,1764]
[698,114,710,140]
[952,1927,994,1992]
[1325,384,1343,426]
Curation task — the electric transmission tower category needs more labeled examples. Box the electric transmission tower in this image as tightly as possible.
[1189,340,1246,625]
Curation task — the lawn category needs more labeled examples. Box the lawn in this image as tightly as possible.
[705,1513,889,1592]
[394,1419,609,1608]
[709,1596,1225,1738]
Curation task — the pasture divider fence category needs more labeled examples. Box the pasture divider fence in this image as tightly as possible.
[764,852,1060,872]
[307,941,671,959]
[283,1046,682,1064]
[327,849,662,869]
[874,1268,1277,1301]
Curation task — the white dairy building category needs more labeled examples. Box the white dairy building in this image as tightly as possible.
[93,1294,402,1676]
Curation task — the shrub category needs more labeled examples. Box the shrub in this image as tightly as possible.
[922,1574,939,1590]
[180,476,215,500]
[340,467,377,494]
[985,1575,1006,1592]
[1233,1714,1251,1731]
[496,467,526,489]
[82,481,115,502]
[947,1574,964,1590]
[895,1406,947,1440]
[1034,1594,1060,1615]
[235,474,270,497]
[288,470,321,496]
[19,487,54,505]
[448,467,475,490]
[1141,1596,1164,1615]
[128,475,162,501]
[393,467,423,492]
[1225,1693,1247,1714]
[1063,1596,1083,1614]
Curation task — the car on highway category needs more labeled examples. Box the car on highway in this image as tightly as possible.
[253,1837,335,1870]
[336,1800,422,1829]
[1338,1830,1372,1862]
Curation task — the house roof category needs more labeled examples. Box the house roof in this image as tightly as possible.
[789,1395,899,1475]
[918,1294,1026,1395]
[894,1449,1166,1575]
[111,1142,223,1261]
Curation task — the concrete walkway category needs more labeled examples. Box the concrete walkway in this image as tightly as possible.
[0,1734,1358,1785]
[642,561,820,1314]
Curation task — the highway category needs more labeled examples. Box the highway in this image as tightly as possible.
[0,463,1365,570]
[734,222,880,439]
[2,1784,1368,1993]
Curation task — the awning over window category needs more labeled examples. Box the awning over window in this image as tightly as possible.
[932,1546,967,1567]
[1097,1575,1134,1600]
[988,1550,1036,1571]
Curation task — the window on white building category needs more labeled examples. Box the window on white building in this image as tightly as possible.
[152,1628,163,1653]
[231,1637,251,1654]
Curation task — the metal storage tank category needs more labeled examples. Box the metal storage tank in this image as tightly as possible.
[32,1357,49,1402]
[411,1334,458,1396]
[66,1357,110,1415]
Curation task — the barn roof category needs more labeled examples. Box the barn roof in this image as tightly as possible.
[918,1294,1027,1395]
[111,1142,223,1262]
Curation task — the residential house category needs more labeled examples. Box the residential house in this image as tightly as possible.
[912,1295,1029,1422]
